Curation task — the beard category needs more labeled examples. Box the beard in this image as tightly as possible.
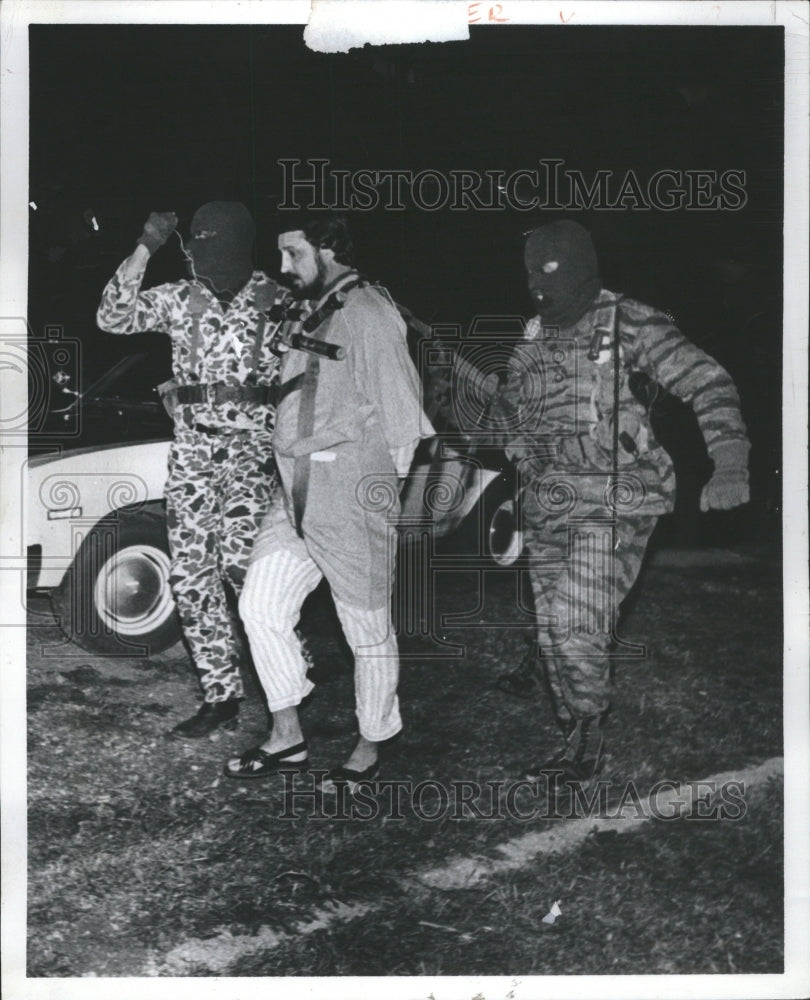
[283,256,329,300]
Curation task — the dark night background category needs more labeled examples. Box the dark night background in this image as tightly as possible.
[28,23,784,545]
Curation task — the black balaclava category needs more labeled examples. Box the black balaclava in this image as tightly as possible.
[524,220,602,329]
[186,201,255,297]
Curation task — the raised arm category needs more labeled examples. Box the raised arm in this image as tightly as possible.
[96,212,179,336]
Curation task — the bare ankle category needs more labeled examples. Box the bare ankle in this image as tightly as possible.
[265,706,303,751]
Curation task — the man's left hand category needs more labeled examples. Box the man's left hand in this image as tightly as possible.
[700,468,750,511]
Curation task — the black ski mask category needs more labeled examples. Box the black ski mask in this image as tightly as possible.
[524,221,601,328]
[186,201,255,297]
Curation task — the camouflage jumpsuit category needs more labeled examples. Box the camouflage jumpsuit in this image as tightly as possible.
[492,290,750,722]
[96,253,287,702]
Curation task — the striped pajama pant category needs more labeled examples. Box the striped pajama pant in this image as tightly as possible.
[239,539,402,743]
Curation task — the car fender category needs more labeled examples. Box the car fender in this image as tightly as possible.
[399,448,502,537]
[25,439,171,589]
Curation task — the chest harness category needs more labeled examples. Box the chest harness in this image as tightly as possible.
[523,296,639,477]
[157,281,352,420]
[278,274,368,537]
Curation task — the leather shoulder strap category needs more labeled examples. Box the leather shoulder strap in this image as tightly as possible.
[291,354,321,538]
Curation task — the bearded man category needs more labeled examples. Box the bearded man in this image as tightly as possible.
[225,213,433,789]
[492,220,750,783]
[97,202,289,738]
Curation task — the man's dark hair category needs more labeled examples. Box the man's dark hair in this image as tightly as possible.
[277,212,355,267]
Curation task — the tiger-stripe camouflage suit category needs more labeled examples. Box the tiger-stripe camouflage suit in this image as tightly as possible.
[97,249,288,703]
[490,289,750,723]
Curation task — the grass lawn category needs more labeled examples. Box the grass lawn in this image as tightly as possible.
[25,542,783,977]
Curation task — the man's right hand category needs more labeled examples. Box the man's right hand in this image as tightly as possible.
[138,211,178,255]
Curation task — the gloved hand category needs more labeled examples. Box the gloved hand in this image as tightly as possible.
[700,442,750,511]
[138,211,178,255]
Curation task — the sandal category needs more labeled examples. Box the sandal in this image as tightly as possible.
[320,760,379,797]
[223,741,308,780]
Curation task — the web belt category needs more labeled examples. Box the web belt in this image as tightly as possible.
[164,380,300,408]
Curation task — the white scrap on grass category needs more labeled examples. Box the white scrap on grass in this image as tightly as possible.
[419,920,460,933]
[542,900,562,925]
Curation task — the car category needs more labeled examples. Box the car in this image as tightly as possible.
[26,320,524,655]
[398,309,525,568]
[39,343,173,447]
[27,438,178,655]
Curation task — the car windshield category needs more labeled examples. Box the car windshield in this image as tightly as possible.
[87,351,171,402]
[32,343,173,454]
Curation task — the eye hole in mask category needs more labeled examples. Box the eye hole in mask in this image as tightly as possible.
[542,261,559,274]
[191,229,218,241]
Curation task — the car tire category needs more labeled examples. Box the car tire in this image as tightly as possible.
[453,477,524,567]
[52,508,182,656]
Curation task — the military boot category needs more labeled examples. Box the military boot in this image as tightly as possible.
[495,640,541,699]
[170,699,240,739]
[524,713,605,783]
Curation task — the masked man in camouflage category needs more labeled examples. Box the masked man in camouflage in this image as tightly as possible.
[491,220,750,782]
[97,202,289,738]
